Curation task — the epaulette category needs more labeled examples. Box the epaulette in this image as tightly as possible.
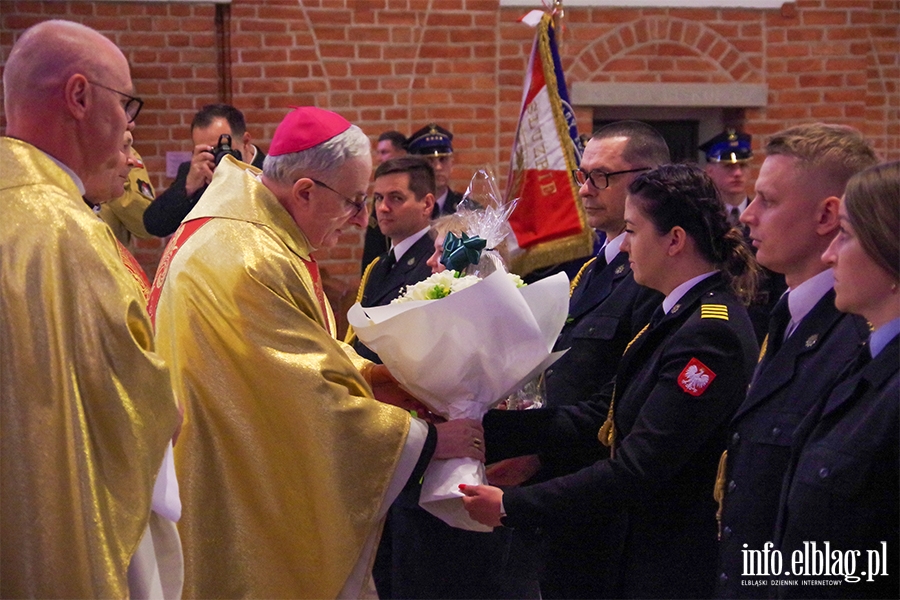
[700,303,729,321]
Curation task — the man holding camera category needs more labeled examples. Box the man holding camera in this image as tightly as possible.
[143,103,265,237]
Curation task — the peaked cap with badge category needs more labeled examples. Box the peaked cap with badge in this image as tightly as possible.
[699,129,752,164]
[407,123,454,157]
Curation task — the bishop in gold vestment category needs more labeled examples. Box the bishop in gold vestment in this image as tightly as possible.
[154,157,428,598]
[0,137,180,597]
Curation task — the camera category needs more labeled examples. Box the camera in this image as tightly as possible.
[212,134,242,166]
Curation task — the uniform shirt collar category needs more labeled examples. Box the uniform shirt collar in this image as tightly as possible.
[603,231,626,264]
[870,317,900,359]
[725,197,749,213]
[391,225,431,262]
[786,269,834,333]
[663,270,718,314]
[435,188,448,212]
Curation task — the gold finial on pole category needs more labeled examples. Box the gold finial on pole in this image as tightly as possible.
[552,0,565,46]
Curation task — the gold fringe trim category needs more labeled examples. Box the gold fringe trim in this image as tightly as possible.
[569,256,597,297]
[510,231,595,278]
[714,450,729,541]
[757,333,769,363]
[343,256,381,345]
[509,14,593,277]
[597,322,650,458]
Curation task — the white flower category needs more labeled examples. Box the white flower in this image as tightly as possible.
[392,270,525,304]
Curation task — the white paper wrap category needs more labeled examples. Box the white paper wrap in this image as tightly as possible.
[347,270,569,530]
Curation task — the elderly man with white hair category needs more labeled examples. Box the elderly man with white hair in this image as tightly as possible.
[150,106,484,599]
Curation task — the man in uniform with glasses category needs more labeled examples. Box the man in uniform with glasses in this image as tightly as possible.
[1,20,179,598]
[150,106,483,598]
[484,120,669,600]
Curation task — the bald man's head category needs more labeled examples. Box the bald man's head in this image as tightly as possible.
[5,21,126,117]
[4,20,135,187]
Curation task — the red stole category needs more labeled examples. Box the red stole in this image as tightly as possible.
[147,218,212,327]
[299,255,333,337]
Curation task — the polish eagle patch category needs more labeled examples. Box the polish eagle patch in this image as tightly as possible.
[678,358,716,396]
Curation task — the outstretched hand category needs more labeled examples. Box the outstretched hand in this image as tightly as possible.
[459,483,504,528]
[486,454,541,487]
[369,364,443,423]
[434,419,485,462]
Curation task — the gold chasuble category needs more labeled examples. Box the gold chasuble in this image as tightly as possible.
[153,157,411,598]
[0,137,180,597]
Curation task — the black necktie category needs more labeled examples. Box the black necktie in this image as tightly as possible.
[572,251,606,303]
[852,341,872,374]
[728,206,741,227]
[763,292,791,360]
[595,249,608,272]
[650,305,666,328]
[384,249,396,270]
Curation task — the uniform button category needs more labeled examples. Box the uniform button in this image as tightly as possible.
[722,526,732,539]
[771,426,781,437]
[719,572,728,583]
[818,467,830,479]
[727,480,737,493]
[588,327,596,334]
[731,431,741,445]
[545,369,553,378]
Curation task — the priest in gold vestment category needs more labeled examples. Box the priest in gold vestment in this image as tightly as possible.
[152,107,483,598]
[1,20,180,598]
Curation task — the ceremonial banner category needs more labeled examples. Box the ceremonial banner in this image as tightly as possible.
[506,10,593,276]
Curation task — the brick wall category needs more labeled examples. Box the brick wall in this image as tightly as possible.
[2,0,897,301]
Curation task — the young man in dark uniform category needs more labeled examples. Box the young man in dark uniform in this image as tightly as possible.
[361,131,409,272]
[715,123,878,598]
[407,123,463,217]
[350,156,436,364]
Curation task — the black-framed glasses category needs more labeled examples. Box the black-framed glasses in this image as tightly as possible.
[573,167,651,190]
[310,179,368,218]
[87,81,143,123]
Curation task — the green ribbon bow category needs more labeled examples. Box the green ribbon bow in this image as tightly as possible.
[440,232,487,272]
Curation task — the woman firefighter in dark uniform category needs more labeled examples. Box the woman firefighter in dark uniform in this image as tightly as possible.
[774,161,899,599]
[464,164,760,598]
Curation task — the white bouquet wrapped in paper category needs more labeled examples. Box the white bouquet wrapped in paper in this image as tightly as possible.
[347,269,569,531]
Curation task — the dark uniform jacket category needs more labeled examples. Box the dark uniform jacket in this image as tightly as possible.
[774,334,899,599]
[716,289,869,598]
[546,251,663,410]
[527,251,661,599]
[351,233,433,363]
[488,273,759,599]
[144,148,266,237]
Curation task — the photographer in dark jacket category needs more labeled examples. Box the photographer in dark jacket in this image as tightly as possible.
[144,104,265,236]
